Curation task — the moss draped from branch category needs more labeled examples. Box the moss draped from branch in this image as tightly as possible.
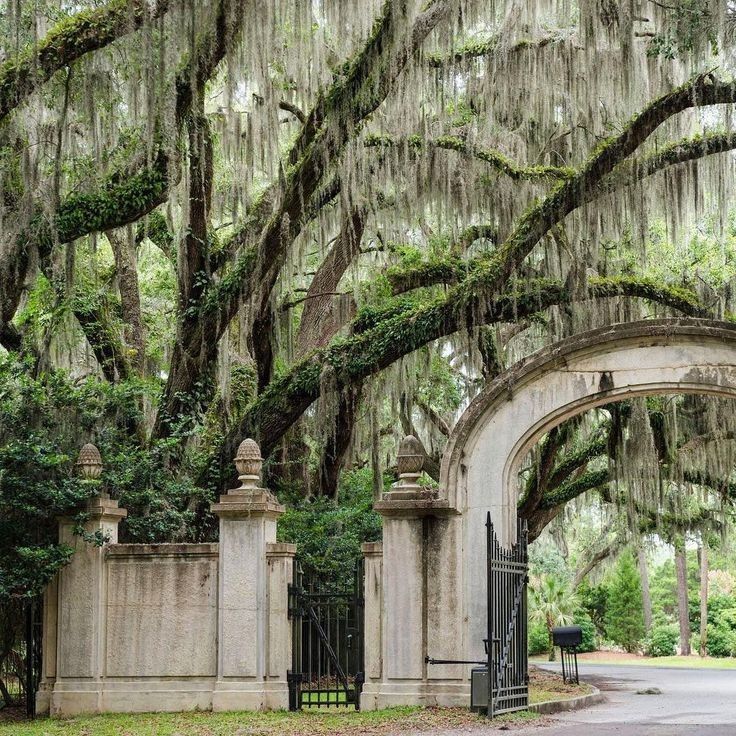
[0,0,170,123]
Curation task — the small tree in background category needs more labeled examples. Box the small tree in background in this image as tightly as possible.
[606,550,646,653]
[530,575,579,661]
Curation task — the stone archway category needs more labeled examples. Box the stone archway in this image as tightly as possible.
[363,318,736,710]
[442,318,736,664]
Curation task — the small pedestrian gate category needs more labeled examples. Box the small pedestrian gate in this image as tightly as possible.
[0,598,42,718]
[287,561,364,710]
[486,512,529,716]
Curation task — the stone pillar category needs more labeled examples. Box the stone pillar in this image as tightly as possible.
[362,542,383,688]
[361,436,466,710]
[51,444,127,716]
[265,542,296,708]
[211,439,287,711]
[35,575,58,715]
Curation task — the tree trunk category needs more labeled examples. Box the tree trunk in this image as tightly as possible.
[108,228,145,373]
[637,546,653,634]
[370,400,382,503]
[547,617,555,661]
[699,543,709,657]
[295,206,365,359]
[674,536,692,656]
[318,384,362,497]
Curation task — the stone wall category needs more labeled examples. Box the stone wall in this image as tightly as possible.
[38,440,296,716]
[105,545,218,680]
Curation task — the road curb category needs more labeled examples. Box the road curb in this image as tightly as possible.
[529,686,605,715]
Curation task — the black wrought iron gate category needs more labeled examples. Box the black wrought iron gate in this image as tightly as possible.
[0,598,42,718]
[288,561,364,710]
[486,512,529,717]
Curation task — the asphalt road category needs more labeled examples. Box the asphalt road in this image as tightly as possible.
[398,663,736,735]
[524,662,736,735]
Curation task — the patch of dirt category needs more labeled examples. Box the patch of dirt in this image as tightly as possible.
[0,706,27,724]
[574,651,644,663]
[528,665,591,699]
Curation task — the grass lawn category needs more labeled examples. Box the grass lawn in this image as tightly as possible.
[0,669,595,736]
[530,651,736,670]
[0,706,542,736]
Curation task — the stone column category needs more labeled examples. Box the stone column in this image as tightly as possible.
[51,444,127,716]
[265,541,296,708]
[362,436,466,710]
[361,542,383,689]
[211,439,287,711]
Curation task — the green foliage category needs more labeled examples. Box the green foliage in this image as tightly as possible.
[706,622,736,657]
[529,538,569,580]
[0,355,213,598]
[701,594,736,657]
[578,579,610,637]
[276,468,383,580]
[706,594,736,625]
[605,551,645,653]
[574,608,597,653]
[647,0,718,59]
[528,621,549,656]
[530,575,579,659]
[644,624,679,657]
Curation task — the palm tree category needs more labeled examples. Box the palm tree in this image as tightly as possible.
[530,575,579,661]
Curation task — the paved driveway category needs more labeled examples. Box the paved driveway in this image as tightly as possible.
[395,663,736,736]
[526,662,736,735]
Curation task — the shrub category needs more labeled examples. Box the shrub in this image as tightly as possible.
[707,594,736,625]
[276,468,383,580]
[644,624,678,657]
[691,632,701,654]
[706,623,736,657]
[578,579,609,637]
[574,608,597,652]
[528,621,549,656]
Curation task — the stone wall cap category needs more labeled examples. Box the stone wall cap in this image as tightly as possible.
[361,541,383,555]
[373,497,460,517]
[86,496,128,520]
[266,542,297,556]
[106,543,219,558]
[211,497,285,517]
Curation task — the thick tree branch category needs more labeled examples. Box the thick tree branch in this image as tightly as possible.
[226,274,709,459]
[573,538,617,588]
[158,1,451,436]
[107,229,145,374]
[295,206,366,358]
[426,33,569,67]
[468,74,736,301]
[365,133,573,181]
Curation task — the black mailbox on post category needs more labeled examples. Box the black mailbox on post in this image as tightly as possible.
[551,626,582,684]
[551,626,582,648]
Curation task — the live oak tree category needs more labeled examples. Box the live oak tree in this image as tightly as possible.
[5,0,736,567]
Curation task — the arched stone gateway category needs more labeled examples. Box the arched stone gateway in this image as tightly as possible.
[362,318,736,710]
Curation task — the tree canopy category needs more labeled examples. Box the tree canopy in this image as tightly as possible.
[4,0,736,595]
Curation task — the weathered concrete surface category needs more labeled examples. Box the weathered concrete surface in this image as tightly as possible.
[362,497,468,711]
[211,487,291,712]
[105,545,218,678]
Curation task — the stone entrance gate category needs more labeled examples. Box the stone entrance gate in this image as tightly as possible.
[362,319,736,708]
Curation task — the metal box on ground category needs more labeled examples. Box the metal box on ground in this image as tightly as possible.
[470,667,489,711]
